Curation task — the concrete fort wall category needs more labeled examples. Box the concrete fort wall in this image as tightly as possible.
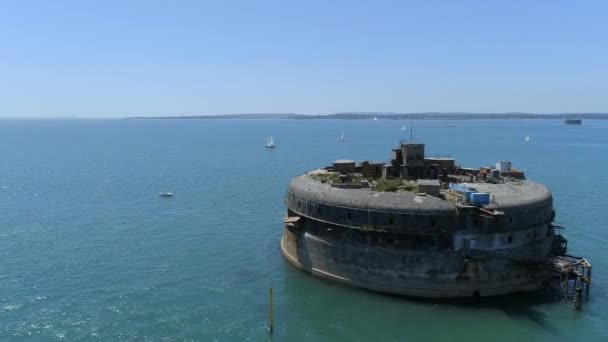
[286,190,454,233]
[281,226,549,298]
[286,176,554,236]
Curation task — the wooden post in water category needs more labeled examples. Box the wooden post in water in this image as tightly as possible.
[574,277,582,310]
[269,287,274,334]
[586,266,592,299]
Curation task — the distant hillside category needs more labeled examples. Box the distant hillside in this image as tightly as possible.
[127,113,304,120]
[127,113,608,120]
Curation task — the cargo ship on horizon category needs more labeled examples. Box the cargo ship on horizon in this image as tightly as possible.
[562,118,582,125]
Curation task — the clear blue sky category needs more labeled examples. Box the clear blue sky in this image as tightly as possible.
[1,0,607,118]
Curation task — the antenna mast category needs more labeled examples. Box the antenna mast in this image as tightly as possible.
[410,119,413,142]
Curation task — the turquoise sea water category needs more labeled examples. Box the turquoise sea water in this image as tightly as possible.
[0,119,607,341]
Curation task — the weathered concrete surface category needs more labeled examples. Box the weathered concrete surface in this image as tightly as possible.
[282,169,557,298]
[281,227,551,298]
[290,171,552,214]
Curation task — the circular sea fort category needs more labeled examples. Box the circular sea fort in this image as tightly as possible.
[281,142,589,298]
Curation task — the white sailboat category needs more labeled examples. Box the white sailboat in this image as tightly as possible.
[401,124,407,132]
[266,136,275,148]
[525,135,530,142]
[340,131,345,142]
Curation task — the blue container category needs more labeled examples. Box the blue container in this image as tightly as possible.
[470,192,490,205]
[449,183,470,193]
[464,191,474,202]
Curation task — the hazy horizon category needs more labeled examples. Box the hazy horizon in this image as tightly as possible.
[2,112,608,120]
[2,1,608,118]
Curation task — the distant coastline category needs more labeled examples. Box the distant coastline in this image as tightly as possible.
[126,112,608,120]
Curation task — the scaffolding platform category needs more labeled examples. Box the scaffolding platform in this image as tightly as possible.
[471,248,592,309]
[548,255,592,309]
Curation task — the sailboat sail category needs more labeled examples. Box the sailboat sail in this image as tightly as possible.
[401,124,407,132]
[340,132,344,142]
[266,136,275,148]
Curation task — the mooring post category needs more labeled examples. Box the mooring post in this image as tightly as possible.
[269,287,274,335]
[574,277,582,310]
[586,266,592,299]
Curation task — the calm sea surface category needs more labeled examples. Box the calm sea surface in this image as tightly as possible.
[0,119,607,341]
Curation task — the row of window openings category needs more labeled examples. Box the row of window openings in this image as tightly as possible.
[301,205,499,228]
[295,200,438,227]
[297,200,538,229]
[506,231,538,244]
[346,212,437,227]
[296,200,543,242]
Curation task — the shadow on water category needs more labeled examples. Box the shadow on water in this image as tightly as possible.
[428,291,561,333]
[396,289,560,333]
[282,264,564,333]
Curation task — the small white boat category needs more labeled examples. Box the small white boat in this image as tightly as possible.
[159,192,174,198]
[401,124,407,132]
[373,117,378,121]
[266,136,275,148]
[525,135,530,142]
[339,131,345,142]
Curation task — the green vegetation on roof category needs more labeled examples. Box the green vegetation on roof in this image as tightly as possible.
[310,172,341,184]
[372,179,402,192]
